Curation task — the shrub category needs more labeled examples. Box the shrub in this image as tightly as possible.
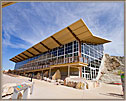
[118,70,122,75]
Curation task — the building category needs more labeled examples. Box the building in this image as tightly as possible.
[10,19,111,80]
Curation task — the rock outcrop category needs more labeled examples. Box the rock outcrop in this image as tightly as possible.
[99,54,125,83]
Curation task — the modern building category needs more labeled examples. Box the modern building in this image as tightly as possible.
[10,19,111,80]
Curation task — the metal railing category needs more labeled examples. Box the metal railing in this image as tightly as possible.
[18,56,88,72]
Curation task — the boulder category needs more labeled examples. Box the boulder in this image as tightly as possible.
[43,71,49,77]
[52,69,61,80]
[76,82,87,90]
[86,81,94,89]
[64,80,67,86]
[43,77,47,81]
[36,72,41,79]
[67,82,76,87]
[2,83,17,96]
[93,80,100,88]
[72,82,76,88]
[51,80,56,83]
[47,78,51,82]
[76,82,83,89]
[59,80,64,85]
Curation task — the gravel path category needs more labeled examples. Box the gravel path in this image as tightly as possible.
[2,74,30,86]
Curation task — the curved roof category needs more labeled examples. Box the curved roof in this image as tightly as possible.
[10,19,111,63]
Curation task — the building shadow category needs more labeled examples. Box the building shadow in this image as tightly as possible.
[99,93,124,99]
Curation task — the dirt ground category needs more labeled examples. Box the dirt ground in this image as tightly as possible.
[2,74,124,99]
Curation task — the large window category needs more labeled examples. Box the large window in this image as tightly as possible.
[65,42,73,54]
[58,46,64,56]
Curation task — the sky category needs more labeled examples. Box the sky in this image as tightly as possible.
[2,2,124,70]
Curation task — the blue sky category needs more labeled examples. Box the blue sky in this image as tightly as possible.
[2,2,124,70]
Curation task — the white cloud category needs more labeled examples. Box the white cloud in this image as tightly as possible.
[2,2,124,56]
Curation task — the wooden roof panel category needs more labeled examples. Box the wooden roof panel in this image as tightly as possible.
[61,38,75,45]
[13,57,21,62]
[27,48,39,55]
[42,37,59,49]
[77,31,92,40]
[19,54,28,59]
[55,34,74,42]
[59,35,75,43]
[34,43,47,52]
[23,51,33,57]
[53,28,70,38]
[69,20,84,30]
[73,26,88,35]
[16,55,24,60]
[84,36,111,44]
[53,28,74,42]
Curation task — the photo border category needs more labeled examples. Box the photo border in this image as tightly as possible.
[0,0,125,101]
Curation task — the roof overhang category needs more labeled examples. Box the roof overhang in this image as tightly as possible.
[10,19,111,63]
[2,2,16,8]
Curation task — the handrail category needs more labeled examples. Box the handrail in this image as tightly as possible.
[18,56,88,71]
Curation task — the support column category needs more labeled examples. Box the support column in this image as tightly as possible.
[49,68,51,79]
[95,69,96,79]
[68,65,70,77]
[84,66,85,78]
[92,70,94,79]
[32,72,34,78]
[79,67,82,78]
[41,71,43,80]
[90,69,92,80]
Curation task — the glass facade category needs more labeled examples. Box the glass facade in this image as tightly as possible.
[15,40,104,80]
[15,41,79,70]
[81,43,104,80]
[15,55,41,69]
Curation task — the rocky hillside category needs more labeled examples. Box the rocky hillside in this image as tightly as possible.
[99,54,125,83]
